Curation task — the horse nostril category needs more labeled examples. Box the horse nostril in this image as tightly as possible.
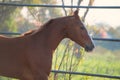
[85,44,94,52]
[92,44,95,49]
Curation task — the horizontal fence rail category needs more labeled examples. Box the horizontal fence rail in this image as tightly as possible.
[0,32,21,35]
[1,3,120,9]
[51,70,120,79]
[93,38,120,42]
[0,32,120,42]
[0,2,120,79]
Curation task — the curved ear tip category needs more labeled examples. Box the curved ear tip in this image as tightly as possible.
[74,10,79,15]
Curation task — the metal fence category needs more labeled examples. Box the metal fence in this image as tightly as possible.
[1,2,120,9]
[0,2,120,79]
[0,32,120,42]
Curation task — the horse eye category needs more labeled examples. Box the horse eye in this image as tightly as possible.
[80,27,85,30]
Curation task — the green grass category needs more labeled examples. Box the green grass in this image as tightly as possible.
[79,53,120,74]
[74,53,120,80]
[51,42,120,80]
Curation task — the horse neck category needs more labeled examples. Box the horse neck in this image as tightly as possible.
[31,19,65,52]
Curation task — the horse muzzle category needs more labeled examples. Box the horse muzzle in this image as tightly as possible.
[85,44,95,52]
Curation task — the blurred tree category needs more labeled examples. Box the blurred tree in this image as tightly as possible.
[115,27,120,38]
[108,27,120,38]
[0,0,24,32]
[0,6,16,32]
[28,0,61,23]
[0,0,61,33]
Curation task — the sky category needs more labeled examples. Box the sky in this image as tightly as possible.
[57,0,120,28]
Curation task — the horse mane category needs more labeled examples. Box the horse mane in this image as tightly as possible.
[21,30,36,36]
[20,19,54,37]
[41,16,73,28]
[22,16,74,37]
[30,19,54,35]
[40,19,55,30]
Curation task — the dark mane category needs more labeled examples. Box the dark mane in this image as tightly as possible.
[28,19,55,36]
[25,16,74,37]
[44,19,54,26]
[40,15,74,29]
[21,30,36,36]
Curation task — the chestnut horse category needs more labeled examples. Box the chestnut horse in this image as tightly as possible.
[0,10,94,80]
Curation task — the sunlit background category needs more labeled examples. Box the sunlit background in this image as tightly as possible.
[0,0,120,80]
[57,0,120,28]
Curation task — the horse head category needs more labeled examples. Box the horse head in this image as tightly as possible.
[64,10,94,52]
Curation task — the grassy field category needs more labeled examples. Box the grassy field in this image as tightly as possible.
[50,42,120,80]
[74,53,120,80]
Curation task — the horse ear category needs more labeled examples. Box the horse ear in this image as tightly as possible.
[74,10,79,18]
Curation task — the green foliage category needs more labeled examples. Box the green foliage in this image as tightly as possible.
[4,14,17,32]
[50,40,120,80]
[75,52,120,80]
[51,39,86,80]
[0,6,16,32]
[87,23,120,39]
